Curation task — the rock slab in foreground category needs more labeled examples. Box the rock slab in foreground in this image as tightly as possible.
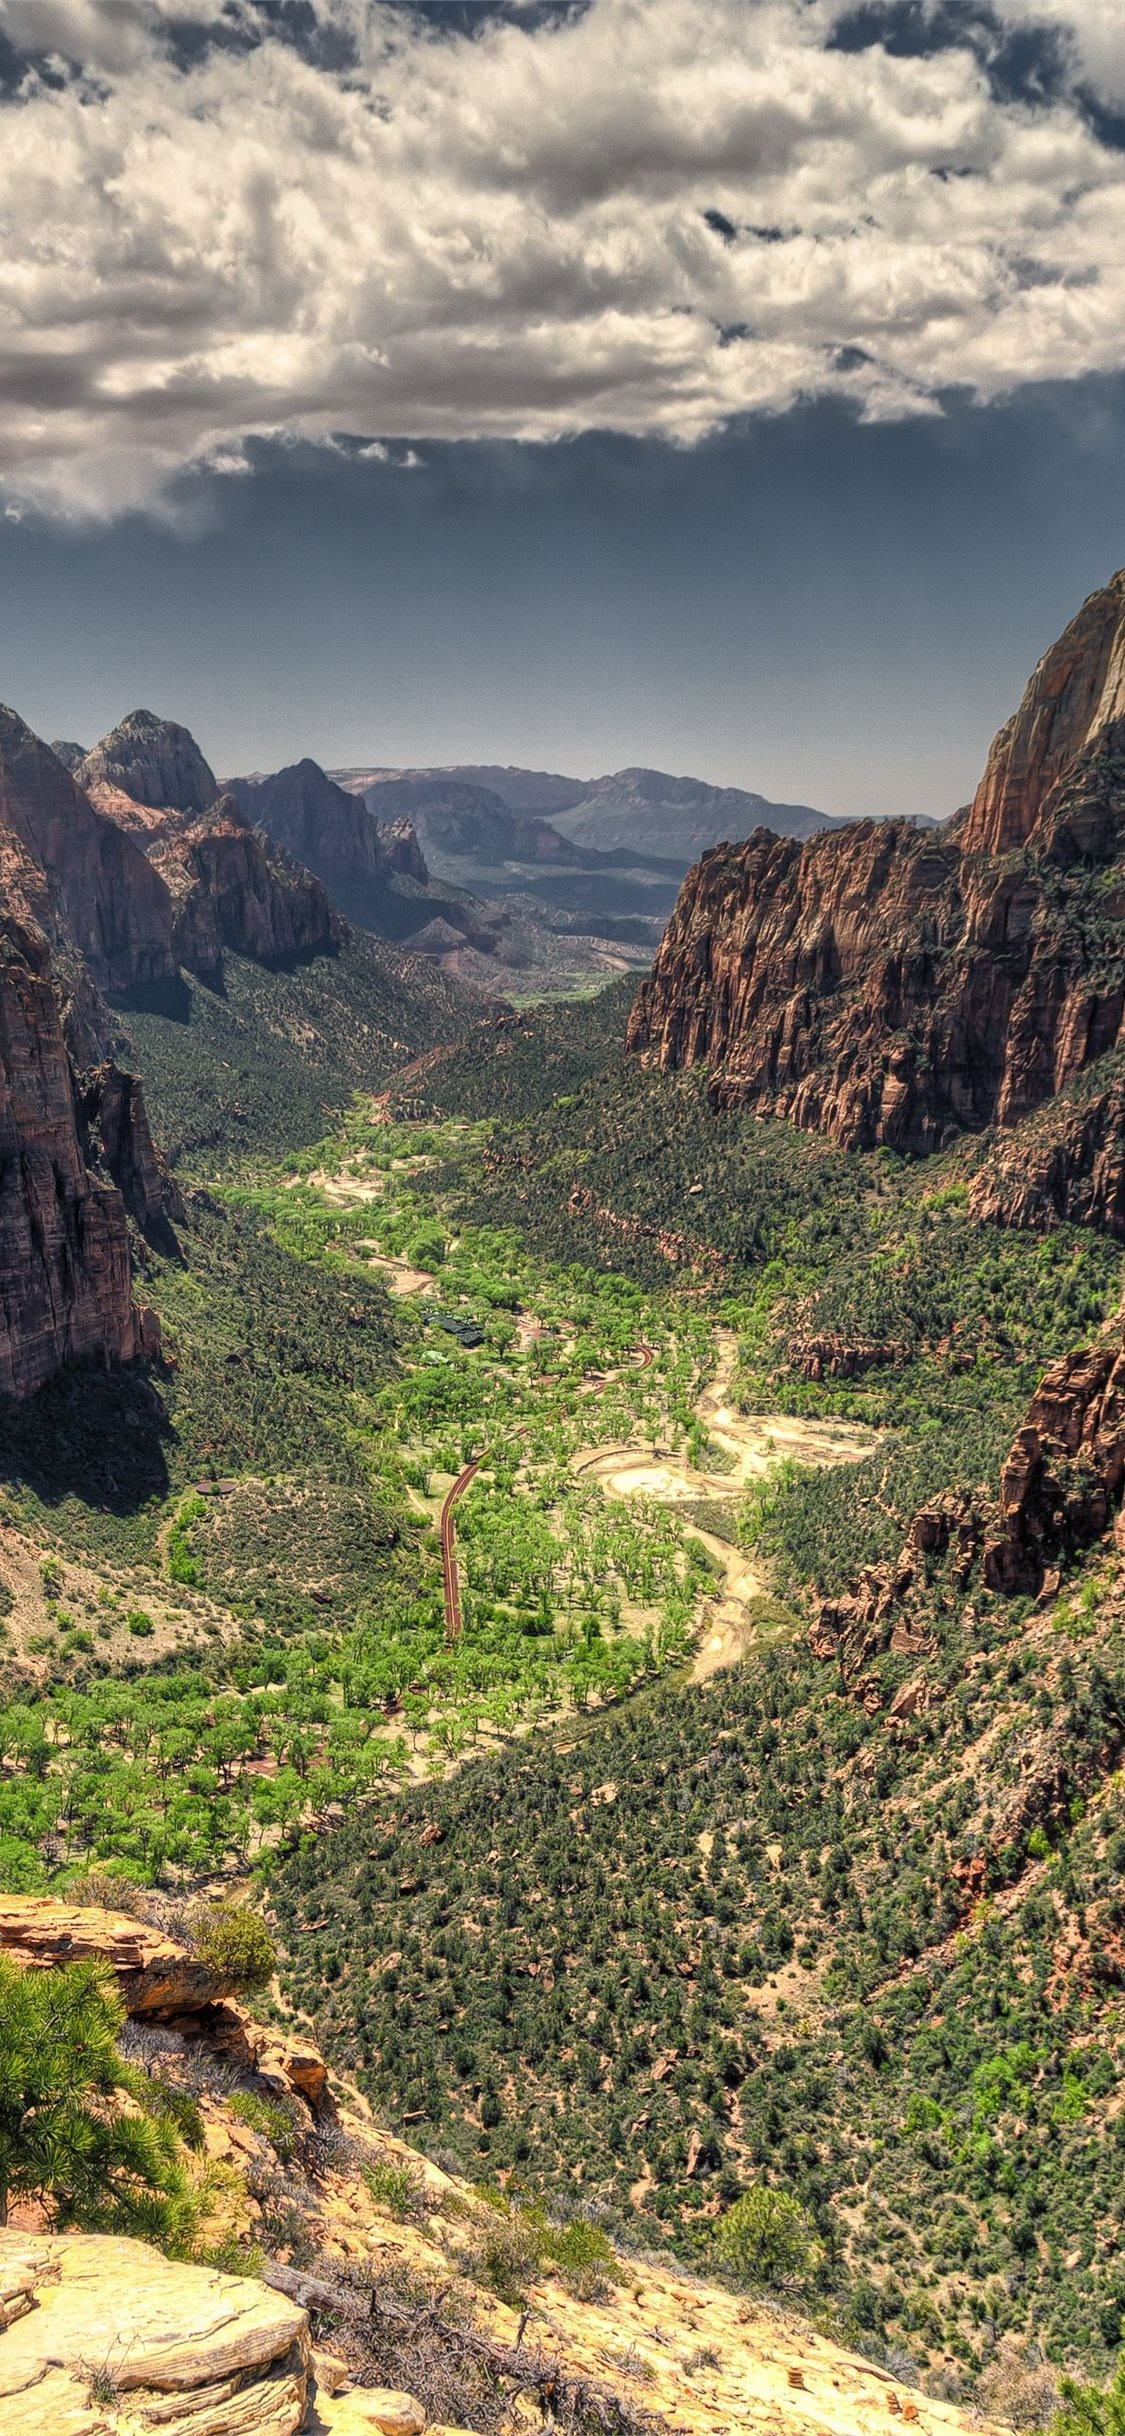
[0,2230,309,2436]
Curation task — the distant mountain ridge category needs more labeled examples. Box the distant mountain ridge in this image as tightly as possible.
[333,759,842,870]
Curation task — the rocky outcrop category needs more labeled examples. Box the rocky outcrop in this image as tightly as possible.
[78,1061,184,1244]
[78,711,219,819]
[227,761,429,932]
[0,917,156,1398]
[628,573,1125,1173]
[0,2232,310,2436]
[0,1895,237,2014]
[0,707,176,997]
[969,1066,1125,1240]
[0,1896,331,2113]
[982,1339,1125,1593]
[811,1324,1125,1658]
[959,569,1125,854]
[155,799,341,978]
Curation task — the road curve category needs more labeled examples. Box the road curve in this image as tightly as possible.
[441,1452,487,1645]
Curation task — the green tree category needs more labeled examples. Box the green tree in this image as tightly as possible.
[0,1958,197,2243]
[1053,2359,1125,2436]
[713,2186,810,2288]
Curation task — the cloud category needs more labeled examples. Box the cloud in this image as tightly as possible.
[0,0,1123,515]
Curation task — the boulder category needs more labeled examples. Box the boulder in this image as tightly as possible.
[0,2229,309,2436]
[315,2392,425,2436]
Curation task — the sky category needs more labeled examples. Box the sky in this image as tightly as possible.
[2,0,1125,816]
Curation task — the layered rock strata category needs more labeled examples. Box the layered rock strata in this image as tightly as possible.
[628,573,1125,1185]
[0,1895,331,2113]
[0,2232,310,2436]
[0,917,156,1397]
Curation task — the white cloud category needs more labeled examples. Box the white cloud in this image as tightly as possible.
[0,0,1123,516]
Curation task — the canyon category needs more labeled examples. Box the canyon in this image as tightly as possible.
[628,569,1125,1225]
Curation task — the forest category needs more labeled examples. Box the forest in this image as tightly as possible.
[2,972,1124,2398]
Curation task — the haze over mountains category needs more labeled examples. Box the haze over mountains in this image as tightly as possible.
[331,758,846,929]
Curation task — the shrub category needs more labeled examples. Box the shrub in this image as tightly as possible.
[228,2091,299,2162]
[1051,2358,1125,2436]
[362,2153,425,2220]
[713,2186,810,2288]
[191,1905,277,1993]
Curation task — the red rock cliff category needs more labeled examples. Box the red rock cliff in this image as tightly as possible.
[628,572,1125,1178]
[0,706,176,997]
[0,915,154,1397]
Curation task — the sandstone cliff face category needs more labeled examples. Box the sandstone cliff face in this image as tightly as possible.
[78,710,219,819]
[0,916,154,1399]
[228,760,429,930]
[960,569,1125,854]
[629,573,1125,1179]
[0,708,176,997]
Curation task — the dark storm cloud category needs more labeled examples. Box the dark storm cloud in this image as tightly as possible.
[0,0,1124,517]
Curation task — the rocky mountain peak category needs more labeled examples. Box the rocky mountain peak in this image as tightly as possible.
[959,566,1125,855]
[79,710,219,819]
[628,570,1125,1214]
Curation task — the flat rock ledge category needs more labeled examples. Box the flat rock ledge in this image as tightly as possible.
[0,2230,310,2436]
[0,1897,330,2113]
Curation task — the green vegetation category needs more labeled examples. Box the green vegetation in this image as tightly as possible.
[1053,2358,1125,2436]
[192,1902,277,1992]
[3,973,1125,2388]
[272,1558,1125,2372]
[0,1957,198,2242]
[122,933,472,1168]
[714,2187,811,2288]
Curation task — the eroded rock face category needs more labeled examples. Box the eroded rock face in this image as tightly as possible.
[0,1897,331,2111]
[0,707,176,997]
[628,574,1125,1175]
[228,761,429,930]
[78,1061,184,1243]
[78,710,220,819]
[960,569,1125,854]
[811,1327,1125,1646]
[158,798,341,976]
[983,1340,1125,1592]
[969,1070,1125,1240]
[85,777,343,981]
[0,919,154,1398]
[0,2231,310,2436]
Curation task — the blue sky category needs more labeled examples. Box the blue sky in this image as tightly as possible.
[2,1,1125,815]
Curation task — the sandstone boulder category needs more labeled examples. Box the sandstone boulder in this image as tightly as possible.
[314,2392,424,2436]
[0,2230,309,2436]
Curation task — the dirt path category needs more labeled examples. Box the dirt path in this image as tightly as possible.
[573,1335,877,1679]
[441,1452,486,1645]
